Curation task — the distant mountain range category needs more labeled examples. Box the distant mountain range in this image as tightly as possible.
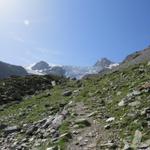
[25,58,118,79]
[1,46,150,79]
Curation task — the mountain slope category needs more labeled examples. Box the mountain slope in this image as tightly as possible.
[0,61,150,149]
[119,47,150,68]
[0,61,28,79]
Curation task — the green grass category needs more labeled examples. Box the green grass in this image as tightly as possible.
[0,85,73,125]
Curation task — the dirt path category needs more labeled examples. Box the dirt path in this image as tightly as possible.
[67,102,118,150]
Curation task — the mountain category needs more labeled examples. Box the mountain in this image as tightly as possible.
[118,47,150,69]
[94,58,113,68]
[26,58,118,79]
[1,55,150,149]
[93,57,119,72]
[0,61,28,79]
[26,61,66,77]
[31,61,50,70]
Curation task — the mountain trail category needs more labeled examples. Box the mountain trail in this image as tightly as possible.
[67,102,119,150]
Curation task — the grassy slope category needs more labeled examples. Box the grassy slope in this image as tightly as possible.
[0,62,150,149]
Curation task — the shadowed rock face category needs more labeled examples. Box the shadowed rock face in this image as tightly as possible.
[0,61,28,79]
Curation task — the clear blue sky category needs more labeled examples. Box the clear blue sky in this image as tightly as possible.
[0,0,150,66]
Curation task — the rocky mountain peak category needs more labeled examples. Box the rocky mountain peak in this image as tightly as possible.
[94,58,113,68]
[31,61,50,70]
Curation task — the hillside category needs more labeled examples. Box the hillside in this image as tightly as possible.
[0,75,64,105]
[0,61,28,79]
[0,60,150,149]
[118,47,150,69]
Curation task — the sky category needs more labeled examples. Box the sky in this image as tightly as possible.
[1,0,150,66]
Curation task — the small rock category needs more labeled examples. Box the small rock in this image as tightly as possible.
[45,91,51,97]
[62,90,72,96]
[139,143,149,149]
[26,125,38,136]
[147,61,150,66]
[118,99,125,107]
[72,130,79,135]
[132,130,142,149]
[141,108,149,116]
[43,116,53,128]
[117,91,122,96]
[104,124,111,129]
[87,143,97,148]
[75,118,91,127]
[132,90,141,96]
[46,146,58,150]
[106,117,115,123]
[87,111,97,117]
[128,101,141,107]
[77,136,83,141]
[100,141,118,149]
[51,81,56,87]
[123,141,131,150]
[84,139,89,143]
[50,129,56,134]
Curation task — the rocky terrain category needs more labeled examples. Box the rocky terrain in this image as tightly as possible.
[0,56,150,149]
[1,47,150,149]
